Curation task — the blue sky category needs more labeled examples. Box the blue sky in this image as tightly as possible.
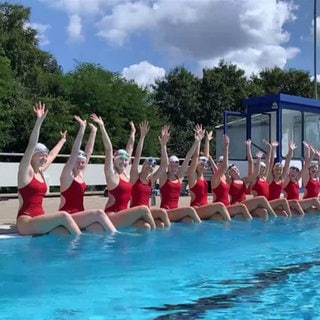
[12,0,320,86]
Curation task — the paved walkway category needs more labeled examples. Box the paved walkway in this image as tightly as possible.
[0,194,195,235]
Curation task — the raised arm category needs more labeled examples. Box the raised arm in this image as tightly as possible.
[178,124,205,179]
[316,149,320,178]
[187,142,201,188]
[215,134,229,177]
[263,139,274,178]
[42,130,67,171]
[18,102,48,185]
[130,121,149,183]
[245,139,254,179]
[152,125,170,182]
[208,155,218,174]
[60,116,87,185]
[90,113,115,187]
[204,130,213,158]
[210,134,229,188]
[301,141,315,186]
[126,121,136,158]
[84,123,97,163]
[263,139,277,182]
[282,141,296,179]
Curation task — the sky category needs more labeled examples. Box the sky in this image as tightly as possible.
[11,0,320,87]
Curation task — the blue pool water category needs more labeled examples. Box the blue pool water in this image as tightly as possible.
[1,215,320,319]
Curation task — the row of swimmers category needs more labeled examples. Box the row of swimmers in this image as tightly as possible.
[16,102,320,236]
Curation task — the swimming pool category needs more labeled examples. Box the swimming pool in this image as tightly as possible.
[1,215,320,320]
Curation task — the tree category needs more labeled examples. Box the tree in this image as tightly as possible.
[152,66,201,155]
[63,62,162,156]
[0,2,61,91]
[251,67,313,97]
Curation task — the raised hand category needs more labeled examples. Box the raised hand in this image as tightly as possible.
[90,113,104,126]
[74,115,87,128]
[129,121,136,134]
[271,141,279,148]
[223,133,230,146]
[262,139,270,147]
[33,101,48,120]
[245,139,252,146]
[88,123,97,132]
[159,125,170,145]
[206,130,213,141]
[195,124,205,141]
[289,141,297,151]
[60,130,67,140]
[139,120,149,137]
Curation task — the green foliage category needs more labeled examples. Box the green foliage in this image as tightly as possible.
[251,67,313,97]
[63,62,162,155]
[152,66,201,155]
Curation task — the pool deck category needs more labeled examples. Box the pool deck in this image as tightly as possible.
[0,194,196,235]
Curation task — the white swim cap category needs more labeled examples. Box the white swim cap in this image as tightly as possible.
[33,143,49,155]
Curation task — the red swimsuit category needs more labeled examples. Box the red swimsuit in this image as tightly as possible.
[60,179,87,214]
[229,180,246,204]
[160,178,181,209]
[131,178,151,207]
[268,180,283,201]
[17,177,47,218]
[212,180,230,206]
[105,179,132,212]
[303,178,320,199]
[283,180,300,200]
[190,178,208,206]
[251,178,269,199]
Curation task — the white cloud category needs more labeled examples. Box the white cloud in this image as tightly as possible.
[122,61,165,87]
[96,0,299,74]
[67,14,84,43]
[25,22,51,46]
[37,0,300,75]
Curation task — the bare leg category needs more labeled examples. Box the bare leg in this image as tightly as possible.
[16,212,81,236]
[167,207,201,223]
[227,204,252,220]
[107,205,156,229]
[243,196,277,217]
[132,219,152,230]
[50,226,71,235]
[150,208,171,227]
[299,198,320,212]
[269,199,290,217]
[251,207,268,220]
[195,203,231,221]
[72,209,117,233]
[288,200,305,216]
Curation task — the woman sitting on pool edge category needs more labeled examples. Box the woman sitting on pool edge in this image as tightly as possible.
[283,142,320,213]
[266,139,304,216]
[130,121,171,228]
[16,102,81,236]
[59,115,116,233]
[187,130,231,221]
[208,133,252,220]
[91,113,156,230]
[158,125,203,223]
